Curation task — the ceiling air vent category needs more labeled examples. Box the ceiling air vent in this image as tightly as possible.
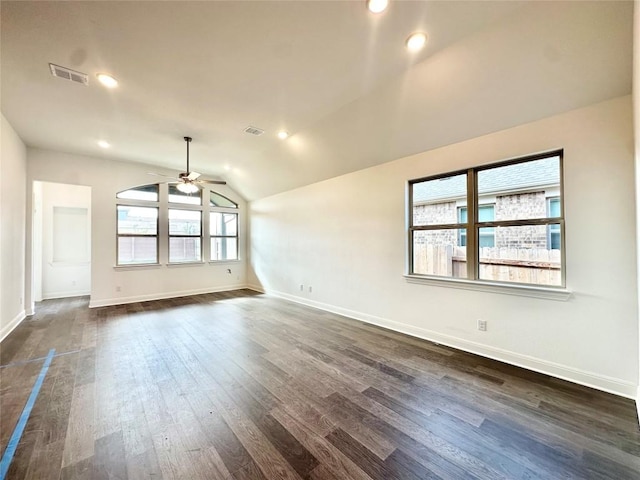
[49,63,89,85]
[244,126,264,136]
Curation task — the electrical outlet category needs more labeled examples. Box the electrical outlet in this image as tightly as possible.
[477,319,487,332]
[72,280,77,286]
[308,286,312,293]
[300,284,304,291]
[116,286,122,292]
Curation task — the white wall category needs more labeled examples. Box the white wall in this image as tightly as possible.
[633,0,640,415]
[26,150,247,308]
[37,182,91,300]
[249,96,638,398]
[1,114,27,341]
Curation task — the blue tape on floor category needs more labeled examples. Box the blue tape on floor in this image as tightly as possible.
[0,349,80,369]
[0,348,55,479]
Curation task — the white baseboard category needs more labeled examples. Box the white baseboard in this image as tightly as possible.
[42,290,91,300]
[249,285,637,399]
[0,310,26,343]
[636,387,640,425]
[89,283,248,308]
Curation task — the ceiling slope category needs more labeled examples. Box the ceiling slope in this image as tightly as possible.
[1,1,632,200]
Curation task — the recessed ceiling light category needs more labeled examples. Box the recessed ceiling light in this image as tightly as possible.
[367,0,389,14]
[277,131,289,140]
[96,73,118,88]
[406,32,427,52]
[98,140,110,148]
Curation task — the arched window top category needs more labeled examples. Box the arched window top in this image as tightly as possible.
[117,184,159,201]
[169,184,201,205]
[117,185,238,208]
[210,191,237,208]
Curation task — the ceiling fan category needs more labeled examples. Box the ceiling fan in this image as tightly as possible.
[149,136,226,193]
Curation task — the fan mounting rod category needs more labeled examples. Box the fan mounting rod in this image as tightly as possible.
[184,136,192,173]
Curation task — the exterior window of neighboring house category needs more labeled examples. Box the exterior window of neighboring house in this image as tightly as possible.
[458,205,495,247]
[116,184,160,265]
[210,191,238,261]
[548,197,561,250]
[409,151,564,287]
[116,184,239,265]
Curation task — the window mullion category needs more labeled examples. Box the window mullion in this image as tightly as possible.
[158,183,169,264]
[466,169,478,280]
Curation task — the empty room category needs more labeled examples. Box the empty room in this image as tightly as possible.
[1,1,640,478]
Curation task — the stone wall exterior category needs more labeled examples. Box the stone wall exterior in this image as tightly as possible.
[413,201,458,246]
[413,190,555,249]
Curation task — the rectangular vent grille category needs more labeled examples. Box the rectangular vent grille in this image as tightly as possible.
[49,63,88,85]
[244,126,264,136]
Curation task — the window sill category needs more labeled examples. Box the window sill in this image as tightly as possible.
[208,259,242,265]
[114,263,162,271]
[404,274,572,301]
[167,261,205,267]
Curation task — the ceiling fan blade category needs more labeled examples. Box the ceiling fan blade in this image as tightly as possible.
[198,179,227,185]
[187,171,201,181]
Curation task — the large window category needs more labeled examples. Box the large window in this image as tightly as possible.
[117,205,158,265]
[169,209,202,263]
[210,212,238,261]
[116,184,239,266]
[409,152,564,287]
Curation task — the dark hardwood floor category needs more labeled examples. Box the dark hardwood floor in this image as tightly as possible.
[1,290,639,479]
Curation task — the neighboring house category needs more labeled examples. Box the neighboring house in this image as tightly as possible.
[412,156,561,250]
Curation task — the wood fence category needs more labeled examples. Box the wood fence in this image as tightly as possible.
[414,245,561,286]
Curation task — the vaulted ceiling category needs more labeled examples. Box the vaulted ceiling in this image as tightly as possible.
[1,1,632,200]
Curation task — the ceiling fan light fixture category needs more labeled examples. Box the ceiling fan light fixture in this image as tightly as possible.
[367,0,389,14]
[176,182,199,194]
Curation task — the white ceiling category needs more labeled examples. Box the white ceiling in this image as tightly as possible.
[1,1,632,200]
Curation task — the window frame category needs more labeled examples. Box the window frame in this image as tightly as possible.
[116,184,241,267]
[168,207,203,264]
[209,211,239,262]
[408,150,565,288]
[116,203,160,266]
[210,191,238,209]
[168,184,203,206]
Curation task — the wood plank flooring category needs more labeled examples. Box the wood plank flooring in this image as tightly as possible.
[1,290,639,479]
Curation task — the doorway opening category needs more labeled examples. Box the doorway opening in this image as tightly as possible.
[32,181,91,304]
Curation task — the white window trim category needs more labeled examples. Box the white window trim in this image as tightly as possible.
[407,150,565,289]
[404,274,572,301]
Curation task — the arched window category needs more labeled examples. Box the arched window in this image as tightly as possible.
[116,184,239,265]
[209,191,238,261]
